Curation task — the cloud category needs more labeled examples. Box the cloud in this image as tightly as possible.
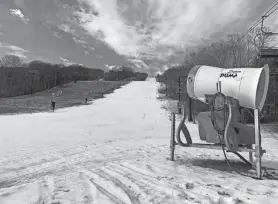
[53,31,62,38]
[7,51,27,59]
[106,65,123,70]
[74,0,142,58]
[72,36,88,46]
[162,64,169,71]
[9,9,30,23]
[106,64,115,70]
[96,54,103,58]
[59,57,75,65]
[73,0,276,70]
[58,24,96,50]
[6,45,29,53]
[59,57,83,66]
[128,59,149,69]
[0,41,29,59]
[58,24,75,33]
[72,36,97,52]
[1,0,276,73]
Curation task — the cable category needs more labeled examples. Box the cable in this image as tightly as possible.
[239,1,278,40]
[239,19,263,40]
[265,4,278,17]
[265,1,278,16]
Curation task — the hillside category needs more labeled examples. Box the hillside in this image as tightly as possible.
[0,80,125,115]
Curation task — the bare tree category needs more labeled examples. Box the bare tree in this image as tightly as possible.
[181,27,275,70]
[245,27,275,67]
[0,55,23,67]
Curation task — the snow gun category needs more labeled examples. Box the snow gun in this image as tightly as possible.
[170,64,270,179]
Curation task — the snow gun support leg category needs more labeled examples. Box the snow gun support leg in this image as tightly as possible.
[170,112,176,161]
[254,109,262,179]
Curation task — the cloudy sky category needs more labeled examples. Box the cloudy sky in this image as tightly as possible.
[0,0,278,74]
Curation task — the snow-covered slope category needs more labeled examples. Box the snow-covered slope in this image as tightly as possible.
[0,78,277,204]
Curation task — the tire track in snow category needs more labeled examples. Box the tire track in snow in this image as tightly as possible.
[0,142,105,172]
[0,145,106,188]
[90,179,127,204]
[100,164,179,203]
[0,146,143,189]
[0,137,155,187]
[88,169,141,204]
[95,167,150,203]
[82,169,134,204]
[0,141,80,163]
[32,173,96,204]
[97,166,178,203]
[107,166,176,203]
[9,136,143,173]
[0,141,115,176]
[105,162,201,203]
[82,158,166,203]
[0,136,128,168]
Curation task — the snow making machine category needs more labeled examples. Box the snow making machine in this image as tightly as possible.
[170,64,270,179]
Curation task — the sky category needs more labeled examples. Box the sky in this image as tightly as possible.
[0,0,278,74]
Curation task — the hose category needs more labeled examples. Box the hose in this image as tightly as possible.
[176,103,192,147]
[210,92,226,136]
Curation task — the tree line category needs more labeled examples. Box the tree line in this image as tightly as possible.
[158,27,278,121]
[0,55,148,98]
[104,66,148,81]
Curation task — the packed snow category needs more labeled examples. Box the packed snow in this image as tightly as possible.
[0,78,278,204]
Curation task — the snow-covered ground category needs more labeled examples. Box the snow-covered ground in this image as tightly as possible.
[0,78,278,204]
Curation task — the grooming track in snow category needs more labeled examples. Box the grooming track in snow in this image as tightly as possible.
[0,78,278,204]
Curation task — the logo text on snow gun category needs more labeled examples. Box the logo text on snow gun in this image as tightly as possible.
[220,70,241,78]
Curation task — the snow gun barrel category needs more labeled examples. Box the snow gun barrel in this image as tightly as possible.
[186,65,269,110]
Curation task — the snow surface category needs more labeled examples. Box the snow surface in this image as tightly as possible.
[0,78,278,204]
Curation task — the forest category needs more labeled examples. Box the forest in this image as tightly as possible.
[104,66,148,81]
[0,55,148,98]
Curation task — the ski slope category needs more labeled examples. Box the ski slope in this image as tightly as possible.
[0,78,278,204]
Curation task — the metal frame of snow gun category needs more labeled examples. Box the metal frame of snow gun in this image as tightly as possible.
[169,97,266,180]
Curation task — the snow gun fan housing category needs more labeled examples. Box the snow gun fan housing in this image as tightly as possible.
[187,65,269,110]
[186,65,269,146]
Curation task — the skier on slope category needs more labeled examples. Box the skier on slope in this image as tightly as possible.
[51,93,56,112]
